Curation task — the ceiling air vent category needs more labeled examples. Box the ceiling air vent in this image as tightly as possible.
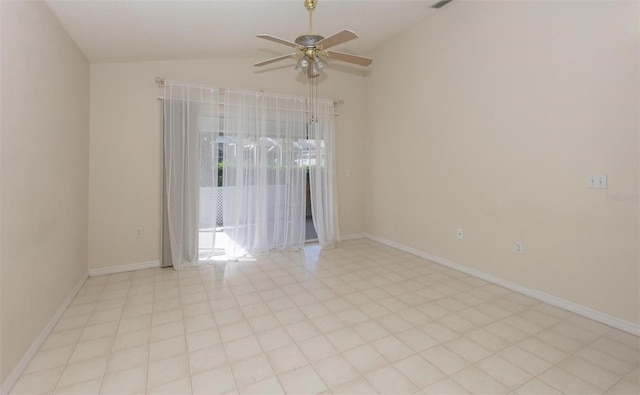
[431,0,454,9]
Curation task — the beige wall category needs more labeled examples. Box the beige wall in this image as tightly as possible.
[366,1,639,324]
[89,60,367,270]
[0,0,89,385]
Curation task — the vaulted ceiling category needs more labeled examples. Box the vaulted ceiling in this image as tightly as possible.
[45,0,444,63]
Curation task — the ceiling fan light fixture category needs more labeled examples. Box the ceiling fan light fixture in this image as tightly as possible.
[308,61,320,78]
[314,56,327,70]
[295,56,311,72]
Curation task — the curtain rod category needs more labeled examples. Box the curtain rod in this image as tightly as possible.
[156,96,340,117]
[155,76,344,107]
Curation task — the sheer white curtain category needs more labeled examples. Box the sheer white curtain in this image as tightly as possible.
[309,99,341,248]
[163,82,218,269]
[222,90,307,259]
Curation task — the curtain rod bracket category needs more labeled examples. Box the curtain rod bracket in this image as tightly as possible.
[155,76,165,87]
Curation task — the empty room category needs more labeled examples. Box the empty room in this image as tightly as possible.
[1,0,639,394]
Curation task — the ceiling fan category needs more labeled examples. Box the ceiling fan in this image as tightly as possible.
[254,0,373,78]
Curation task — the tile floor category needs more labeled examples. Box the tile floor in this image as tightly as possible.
[10,239,640,394]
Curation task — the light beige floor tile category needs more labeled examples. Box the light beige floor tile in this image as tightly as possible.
[274,307,306,325]
[188,344,228,375]
[325,327,365,352]
[464,328,511,353]
[553,321,600,343]
[343,344,388,375]
[88,308,122,326]
[484,321,529,343]
[150,320,185,343]
[606,329,640,351]
[336,308,370,325]
[107,344,149,374]
[575,346,636,377]
[55,313,92,332]
[313,355,359,388]
[146,377,192,395]
[422,377,471,394]
[372,335,415,363]
[498,345,552,376]
[445,336,492,363]
[438,314,476,335]
[393,354,445,388]
[311,314,345,333]
[517,336,568,364]
[376,313,413,333]
[24,346,74,374]
[69,337,113,363]
[365,365,419,394]
[247,313,281,333]
[606,377,640,395]
[187,328,221,353]
[559,356,623,391]
[451,366,510,394]
[224,335,263,363]
[149,335,187,362]
[121,303,152,319]
[476,354,532,389]
[80,322,119,342]
[147,354,190,389]
[219,321,253,343]
[191,365,236,395]
[266,344,309,374]
[297,335,339,362]
[514,378,563,395]
[112,327,150,351]
[328,376,377,394]
[419,322,458,343]
[284,320,320,341]
[214,308,245,326]
[420,345,469,376]
[40,329,83,351]
[52,377,102,395]
[117,315,151,335]
[277,365,328,394]
[592,337,640,364]
[255,327,293,352]
[238,377,284,395]
[396,328,438,353]
[100,365,147,394]
[538,366,602,394]
[57,356,108,389]
[537,328,583,353]
[11,366,64,395]
[230,354,275,389]
[11,240,640,395]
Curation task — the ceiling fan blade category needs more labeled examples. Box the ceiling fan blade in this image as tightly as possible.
[254,53,298,67]
[257,34,300,49]
[315,30,358,50]
[325,51,373,66]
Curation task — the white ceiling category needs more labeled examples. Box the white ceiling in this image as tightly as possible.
[44,0,442,63]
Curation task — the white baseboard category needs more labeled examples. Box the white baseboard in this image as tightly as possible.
[1,272,88,395]
[365,233,640,337]
[341,233,366,241]
[88,260,161,277]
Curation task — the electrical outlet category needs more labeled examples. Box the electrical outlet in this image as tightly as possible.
[456,228,464,240]
[515,241,523,254]
[135,227,143,238]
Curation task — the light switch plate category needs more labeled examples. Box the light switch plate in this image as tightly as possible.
[587,174,607,189]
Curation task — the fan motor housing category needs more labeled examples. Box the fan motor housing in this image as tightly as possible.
[295,34,324,47]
